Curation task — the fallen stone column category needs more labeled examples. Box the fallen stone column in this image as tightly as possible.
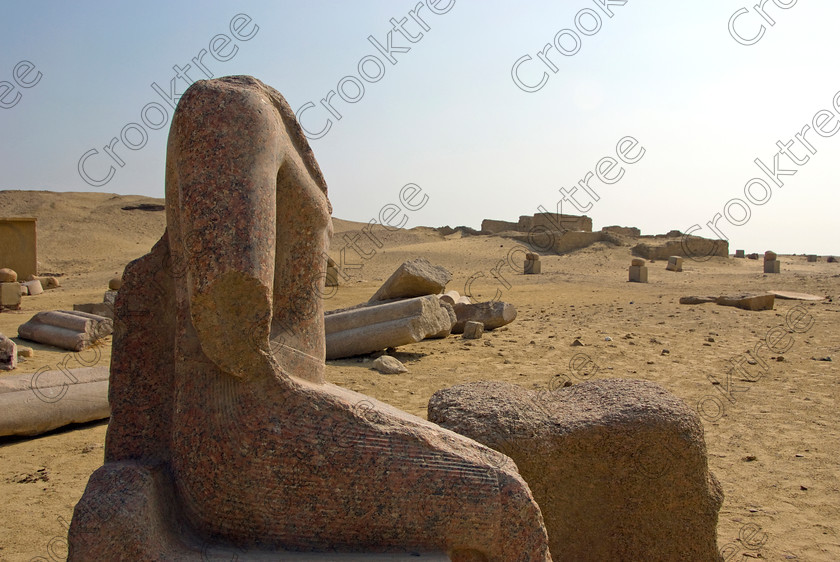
[0,366,110,437]
[326,295,453,359]
[18,310,113,352]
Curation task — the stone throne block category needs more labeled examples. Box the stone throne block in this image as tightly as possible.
[67,76,551,561]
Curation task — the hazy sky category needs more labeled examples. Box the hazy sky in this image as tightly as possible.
[2,0,838,254]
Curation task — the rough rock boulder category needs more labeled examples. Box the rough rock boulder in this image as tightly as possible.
[428,378,723,560]
[368,258,452,303]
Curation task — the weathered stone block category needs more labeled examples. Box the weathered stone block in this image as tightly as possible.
[666,256,683,272]
[764,260,780,273]
[734,249,745,258]
[524,259,541,274]
[368,258,452,303]
[24,279,43,295]
[452,301,517,333]
[807,254,818,262]
[0,282,22,308]
[764,251,777,262]
[629,265,648,283]
[428,379,723,560]
[462,321,484,339]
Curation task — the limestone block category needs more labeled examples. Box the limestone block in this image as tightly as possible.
[747,253,759,260]
[24,279,43,295]
[428,379,723,560]
[807,255,818,262]
[764,251,777,262]
[20,283,29,295]
[734,250,745,258]
[666,256,683,272]
[764,260,780,273]
[525,253,540,261]
[1,282,22,308]
[524,259,541,274]
[368,258,452,303]
[629,265,648,283]
[104,290,118,305]
[630,258,645,267]
[17,346,33,358]
[462,321,484,339]
[452,301,517,333]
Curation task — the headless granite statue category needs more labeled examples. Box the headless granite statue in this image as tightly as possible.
[68,76,551,561]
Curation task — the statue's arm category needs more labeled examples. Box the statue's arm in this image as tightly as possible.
[168,80,282,379]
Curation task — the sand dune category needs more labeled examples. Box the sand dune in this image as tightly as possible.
[1,191,838,560]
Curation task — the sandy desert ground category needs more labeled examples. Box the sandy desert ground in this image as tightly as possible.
[0,190,838,561]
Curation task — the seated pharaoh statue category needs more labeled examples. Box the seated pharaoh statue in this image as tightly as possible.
[68,76,552,561]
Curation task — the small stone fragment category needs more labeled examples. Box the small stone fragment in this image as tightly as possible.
[108,277,123,291]
[462,321,484,339]
[371,355,408,374]
[0,283,22,309]
[23,279,43,295]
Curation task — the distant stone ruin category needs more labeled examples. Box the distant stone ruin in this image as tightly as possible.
[481,212,593,235]
[601,225,640,237]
